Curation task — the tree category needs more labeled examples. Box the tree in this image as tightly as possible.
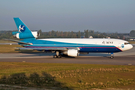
[77,31,81,38]
[84,30,89,38]
[130,30,135,37]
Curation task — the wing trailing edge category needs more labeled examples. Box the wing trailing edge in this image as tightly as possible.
[4,39,33,45]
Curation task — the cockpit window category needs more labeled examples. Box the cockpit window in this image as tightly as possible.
[124,42,130,45]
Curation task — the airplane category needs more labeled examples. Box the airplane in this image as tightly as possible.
[8,17,133,58]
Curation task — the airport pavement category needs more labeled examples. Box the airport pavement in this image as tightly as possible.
[0,55,135,65]
[0,47,134,65]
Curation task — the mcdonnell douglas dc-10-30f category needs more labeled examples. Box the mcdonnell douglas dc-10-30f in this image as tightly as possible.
[7,18,133,58]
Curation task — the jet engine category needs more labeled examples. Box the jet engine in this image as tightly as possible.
[12,31,40,39]
[31,31,40,38]
[63,49,79,57]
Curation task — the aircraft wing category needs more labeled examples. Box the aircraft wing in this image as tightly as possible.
[4,39,32,45]
[15,47,68,51]
[16,47,79,51]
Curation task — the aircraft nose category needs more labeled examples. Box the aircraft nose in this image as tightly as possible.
[130,44,133,49]
[121,44,133,51]
[128,44,133,50]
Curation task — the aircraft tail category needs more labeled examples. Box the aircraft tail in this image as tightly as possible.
[13,18,39,39]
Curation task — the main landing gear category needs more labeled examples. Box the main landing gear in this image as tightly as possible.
[110,52,114,59]
[53,51,62,58]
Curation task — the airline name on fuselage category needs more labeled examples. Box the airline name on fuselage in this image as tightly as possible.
[102,41,113,44]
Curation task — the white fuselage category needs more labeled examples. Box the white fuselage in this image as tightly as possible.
[38,38,133,52]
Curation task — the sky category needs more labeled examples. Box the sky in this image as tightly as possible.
[0,0,135,33]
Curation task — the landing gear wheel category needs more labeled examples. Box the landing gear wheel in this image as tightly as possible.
[58,55,61,58]
[110,56,114,59]
[53,55,61,58]
[53,55,57,58]
[110,52,114,59]
[53,51,62,58]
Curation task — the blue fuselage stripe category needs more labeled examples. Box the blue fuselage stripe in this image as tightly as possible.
[24,46,121,53]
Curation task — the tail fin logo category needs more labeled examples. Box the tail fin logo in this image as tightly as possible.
[19,25,25,32]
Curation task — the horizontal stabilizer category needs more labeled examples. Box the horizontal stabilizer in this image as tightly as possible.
[4,39,32,45]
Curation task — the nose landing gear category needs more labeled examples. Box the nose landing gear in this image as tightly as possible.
[110,52,114,59]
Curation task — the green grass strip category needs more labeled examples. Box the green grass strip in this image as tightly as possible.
[0,62,135,90]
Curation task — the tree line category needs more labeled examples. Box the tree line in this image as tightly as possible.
[39,30,125,39]
[0,29,135,40]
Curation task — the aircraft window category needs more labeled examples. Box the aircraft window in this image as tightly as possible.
[124,42,130,45]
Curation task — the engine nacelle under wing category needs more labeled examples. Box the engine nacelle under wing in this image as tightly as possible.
[63,49,79,57]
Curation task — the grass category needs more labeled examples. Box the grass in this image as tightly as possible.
[0,45,41,53]
[0,40,15,43]
[0,62,135,90]
[0,45,21,53]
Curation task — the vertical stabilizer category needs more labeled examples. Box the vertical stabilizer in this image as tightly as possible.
[13,17,35,39]
[14,18,31,33]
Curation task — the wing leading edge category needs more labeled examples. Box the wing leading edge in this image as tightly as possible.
[16,47,67,51]
[4,39,33,45]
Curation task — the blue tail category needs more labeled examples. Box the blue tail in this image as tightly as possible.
[13,17,35,39]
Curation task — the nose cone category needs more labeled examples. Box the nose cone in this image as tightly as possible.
[129,44,133,50]
[122,44,133,51]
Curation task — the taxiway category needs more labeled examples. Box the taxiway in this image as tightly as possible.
[0,46,134,65]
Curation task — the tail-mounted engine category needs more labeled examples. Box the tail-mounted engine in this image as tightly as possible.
[12,31,40,39]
